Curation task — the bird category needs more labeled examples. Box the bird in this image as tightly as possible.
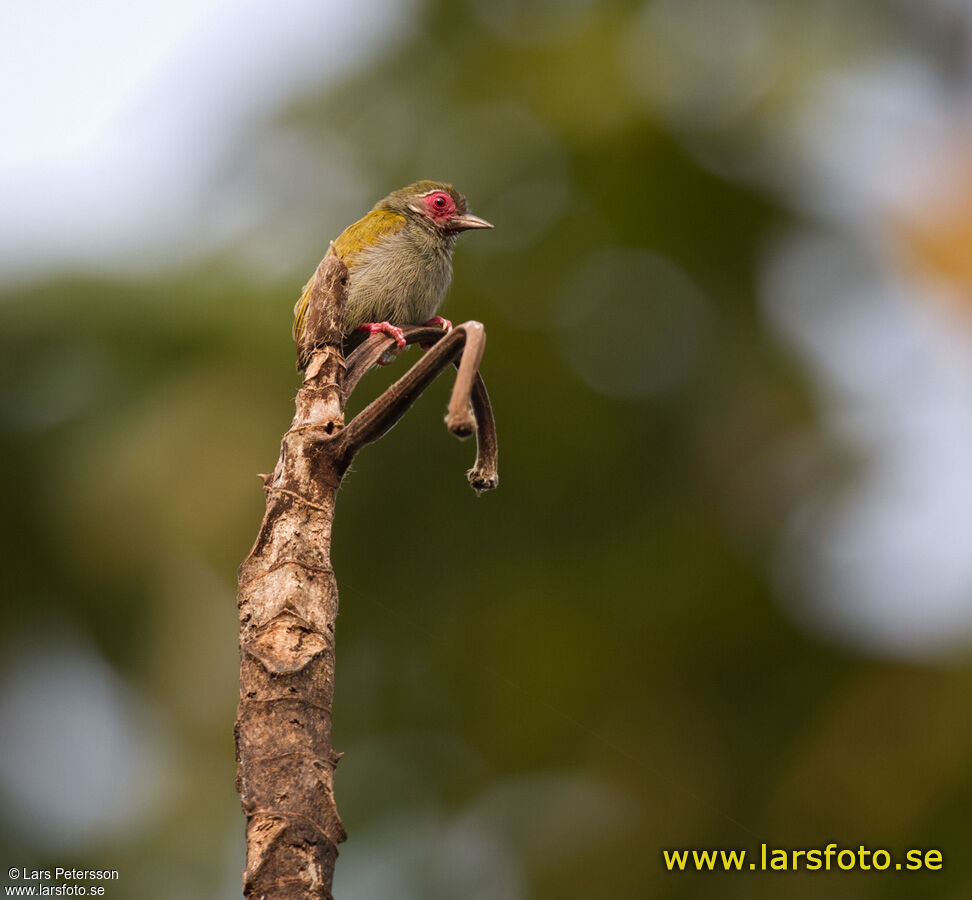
[293,180,492,368]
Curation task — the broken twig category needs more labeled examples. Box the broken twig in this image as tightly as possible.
[235,255,497,899]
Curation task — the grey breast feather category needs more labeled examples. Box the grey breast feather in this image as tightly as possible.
[343,228,454,334]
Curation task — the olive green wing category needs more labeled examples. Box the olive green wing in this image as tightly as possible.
[292,209,407,355]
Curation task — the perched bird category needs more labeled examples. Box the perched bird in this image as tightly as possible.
[293,180,492,368]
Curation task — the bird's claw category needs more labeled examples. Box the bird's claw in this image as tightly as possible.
[359,321,407,364]
[425,316,452,332]
[420,316,453,349]
[359,321,407,347]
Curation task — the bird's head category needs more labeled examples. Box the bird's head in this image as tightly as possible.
[380,181,493,236]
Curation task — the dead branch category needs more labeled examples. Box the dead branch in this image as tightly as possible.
[235,255,498,899]
[343,326,498,492]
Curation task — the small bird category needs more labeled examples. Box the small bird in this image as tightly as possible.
[293,180,492,368]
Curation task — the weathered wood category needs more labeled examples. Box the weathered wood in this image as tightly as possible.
[235,254,498,898]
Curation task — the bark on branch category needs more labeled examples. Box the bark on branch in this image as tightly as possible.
[235,254,498,899]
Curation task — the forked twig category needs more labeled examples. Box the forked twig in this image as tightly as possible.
[343,325,498,492]
[235,255,498,900]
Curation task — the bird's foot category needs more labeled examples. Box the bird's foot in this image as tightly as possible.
[425,316,453,332]
[420,316,453,349]
[359,321,407,346]
[359,321,407,365]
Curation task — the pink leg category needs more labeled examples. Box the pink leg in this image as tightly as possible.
[420,316,453,350]
[358,322,407,365]
[425,316,453,332]
[358,321,407,347]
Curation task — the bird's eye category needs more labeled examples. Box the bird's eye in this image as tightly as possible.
[424,191,454,217]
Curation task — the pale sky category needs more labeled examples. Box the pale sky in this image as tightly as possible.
[0,0,412,279]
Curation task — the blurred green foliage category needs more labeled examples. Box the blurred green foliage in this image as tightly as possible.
[1,1,971,898]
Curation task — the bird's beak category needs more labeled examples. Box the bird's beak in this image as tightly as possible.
[450,213,494,232]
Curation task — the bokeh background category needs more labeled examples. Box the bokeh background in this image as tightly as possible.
[3,1,972,897]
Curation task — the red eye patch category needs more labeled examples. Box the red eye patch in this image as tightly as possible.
[424,191,456,219]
